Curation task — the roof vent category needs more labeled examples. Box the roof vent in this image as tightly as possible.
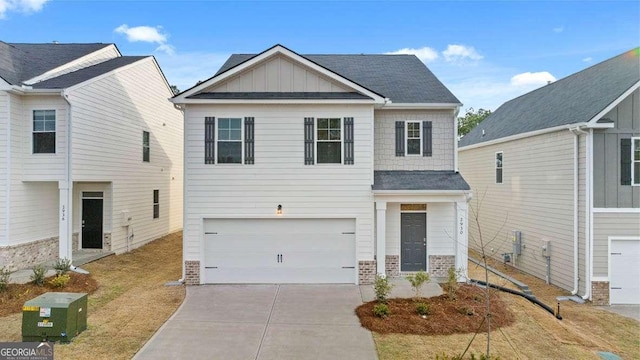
[53,41,59,44]
[482,129,485,137]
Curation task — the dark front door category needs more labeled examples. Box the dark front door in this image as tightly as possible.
[401,212,427,271]
[82,199,103,249]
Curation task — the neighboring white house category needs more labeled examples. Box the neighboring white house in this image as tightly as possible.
[171,44,471,285]
[0,41,183,270]
[459,48,640,305]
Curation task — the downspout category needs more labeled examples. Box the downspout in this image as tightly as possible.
[568,127,585,295]
[586,128,594,301]
[5,93,11,246]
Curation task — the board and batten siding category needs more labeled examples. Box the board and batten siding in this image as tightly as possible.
[374,110,455,170]
[0,94,7,245]
[592,212,640,277]
[459,129,587,293]
[206,55,350,93]
[184,103,375,264]
[593,88,640,208]
[26,45,120,85]
[67,57,183,254]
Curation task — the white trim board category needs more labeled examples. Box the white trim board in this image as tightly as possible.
[586,81,640,126]
[593,208,640,213]
[458,123,587,151]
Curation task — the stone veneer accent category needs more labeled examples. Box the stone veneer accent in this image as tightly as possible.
[0,237,59,271]
[72,233,79,252]
[428,255,456,278]
[358,260,377,285]
[103,233,112,251]
[184,260,201,285]
[385,255,399,277]
[591,281,610,306]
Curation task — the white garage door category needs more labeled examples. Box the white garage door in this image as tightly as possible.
[610,239,640,304]
[203,218,356,284]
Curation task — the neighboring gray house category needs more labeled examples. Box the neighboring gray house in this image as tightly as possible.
[0,42,183,271]
[172,44,471,285]
[459,48,640,305]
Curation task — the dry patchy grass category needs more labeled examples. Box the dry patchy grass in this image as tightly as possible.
[0,232,185,360]
[373,255,640,360]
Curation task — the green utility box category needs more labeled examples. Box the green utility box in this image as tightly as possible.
[22,292,88,343]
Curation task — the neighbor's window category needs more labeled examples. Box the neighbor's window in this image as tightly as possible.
[153,190,159,219]
[633,138,640,186]
[495,152,503,184]
[143,131,150,162]
[33,110,56,154]
[317,118,342,163]
[217,118,242,164]
[406,121,421,155]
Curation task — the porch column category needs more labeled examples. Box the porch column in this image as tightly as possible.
[375,201,387,276]
[455,200,468,280]
[58,181,73,261]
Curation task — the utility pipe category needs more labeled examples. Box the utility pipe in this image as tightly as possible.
[470,279,562,320]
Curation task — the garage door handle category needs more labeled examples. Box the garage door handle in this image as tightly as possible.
[611,287,622,290]
[205,266,218,269]
[610,253,622,255]
[342,232,355,235]
[342,266,355,269]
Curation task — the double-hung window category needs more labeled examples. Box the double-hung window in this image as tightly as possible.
[406,122,421,155]
[495,151,503,184]
[303,117,354,165]
[317,118,342,164]
[33,110,56,154]
[634,138,640,186]
[143,131,150,162]
[395,120,432,157]
[204,117,254,165]
[153,190,159,219]
[626,137,640,186]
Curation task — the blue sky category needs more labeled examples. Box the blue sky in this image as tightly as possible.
[1,0,638,110]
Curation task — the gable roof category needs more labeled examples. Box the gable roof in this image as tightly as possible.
[0,42,113,85]
[213,52,460,104]
[32,56,148,89]
[459,48,640,148]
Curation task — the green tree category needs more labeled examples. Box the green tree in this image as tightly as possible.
[170,85,180,95]
[458,108,491,137]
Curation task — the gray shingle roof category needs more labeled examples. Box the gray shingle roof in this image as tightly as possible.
[32,56,147,89]
[208,48,460,104]
[0,42,112,85]
[188,92,371,100]
[372,171,470,191]
[459,48,640,148]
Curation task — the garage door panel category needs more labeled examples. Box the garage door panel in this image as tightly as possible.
[610,240,640,305]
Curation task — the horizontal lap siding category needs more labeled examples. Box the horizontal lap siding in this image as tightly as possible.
[428,203,456,255]
[593,213,640,277]
[375,110,455,170]
[68,58,183,254]
[184,104,374,261]
[459,130,586,292]
[0,94,7,244]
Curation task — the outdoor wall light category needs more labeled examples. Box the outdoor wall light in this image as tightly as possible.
[276,204,283,215]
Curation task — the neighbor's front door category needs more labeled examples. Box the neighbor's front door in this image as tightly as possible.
[82,198,103,249]
[401,212,427,271]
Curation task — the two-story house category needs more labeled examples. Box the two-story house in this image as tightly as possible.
[459,48,640,305]
[171,45,470,285]
[0,42,183,270]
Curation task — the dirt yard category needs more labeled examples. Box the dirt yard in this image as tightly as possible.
[0,232,185,360]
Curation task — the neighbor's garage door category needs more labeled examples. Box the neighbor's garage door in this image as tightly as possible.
[203,218,356,284]
[610,239,640,304]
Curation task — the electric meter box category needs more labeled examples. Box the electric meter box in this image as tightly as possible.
[22,292,88,342]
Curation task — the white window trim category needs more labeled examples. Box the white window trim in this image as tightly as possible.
[32,109,56,155]
[632,137,640,186]
[314,117,344,165]
[495,151,503,184]
[405,121,422,156]
[215,117,244,165]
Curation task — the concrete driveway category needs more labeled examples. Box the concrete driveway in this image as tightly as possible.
[134,285,377,360]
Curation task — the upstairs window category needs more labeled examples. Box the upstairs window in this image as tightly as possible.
[634,138,640,186]
[406,122,421,155]
[143,131,150,162]
[495,151,503,184]
[33,110,56,154]
[304,117,354,165]
[395,121,432,157]
[153,189,159,219]
[217,118,242,164]
[317,118,342,164]
[204,117,254,165]
[624,138,640,186]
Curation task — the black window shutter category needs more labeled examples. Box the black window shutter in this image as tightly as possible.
[395,121,405,156]
[304,117,315,165]
[244,117,255,164]
[423,121,432,157]
[621,138,632,185]
[204,117,215,164]
[344,117,354,165]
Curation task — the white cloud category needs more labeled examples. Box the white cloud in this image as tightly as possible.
[510,71,556,87]
[0,0,49,18]
[553,26,564,33]
[442,44,483,62]
[583,57,593,63]
[154,51,231,91]
[114,24,175,55]
[385,47,439,63]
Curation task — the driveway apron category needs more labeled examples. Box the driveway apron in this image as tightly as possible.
[134,284,378,360]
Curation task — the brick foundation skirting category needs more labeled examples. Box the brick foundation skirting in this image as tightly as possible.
[184,260,200,285]
[385,255,399,277]
[358,260,377,285]
[591,281,610,305]
[428,255,456,278]
[0,237,59,271]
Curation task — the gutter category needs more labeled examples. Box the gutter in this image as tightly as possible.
[372,189,470,196]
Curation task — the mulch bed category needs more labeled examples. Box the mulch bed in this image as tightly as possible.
[0,273,98,317]
[356,284,515,335]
